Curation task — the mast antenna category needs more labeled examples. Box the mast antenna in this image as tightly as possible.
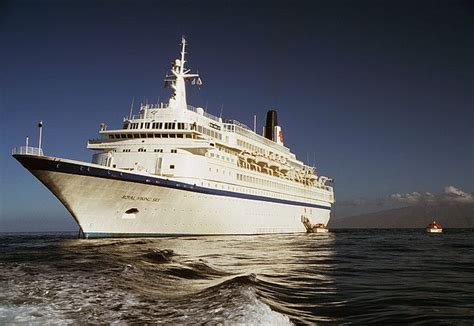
[180,36,187,74]
[129,97,134,119]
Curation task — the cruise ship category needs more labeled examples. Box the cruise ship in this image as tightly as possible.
[12,38,335,238]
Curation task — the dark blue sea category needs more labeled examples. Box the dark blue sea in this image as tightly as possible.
[1,230,473,324]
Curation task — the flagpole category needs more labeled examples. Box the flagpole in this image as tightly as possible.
[38,121,43,155]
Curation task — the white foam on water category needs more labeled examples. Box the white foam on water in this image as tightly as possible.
[222,288,292,325]
[0,304,73,324]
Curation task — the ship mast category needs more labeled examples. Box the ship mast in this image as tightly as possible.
[166,37,201,113]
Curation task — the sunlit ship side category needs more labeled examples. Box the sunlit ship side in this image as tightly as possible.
[12,38,335,238]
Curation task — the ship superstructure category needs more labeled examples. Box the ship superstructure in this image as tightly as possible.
[13,38,335,238]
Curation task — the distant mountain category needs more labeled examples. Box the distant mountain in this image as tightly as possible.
[328,203,474,228]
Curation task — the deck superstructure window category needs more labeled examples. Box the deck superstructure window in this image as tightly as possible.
[171,149,177,153]
[170,165,175,169]
[145,122,150,129]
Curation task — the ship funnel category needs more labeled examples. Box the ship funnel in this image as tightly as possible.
[264,110,278,141]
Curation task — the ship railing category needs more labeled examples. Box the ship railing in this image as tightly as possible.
[233,125,290,154]
[224,119,251,130]
[11,146,44,156]
[186,105,221,122]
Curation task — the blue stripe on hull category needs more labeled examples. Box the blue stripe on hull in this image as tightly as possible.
[14,154,332,211]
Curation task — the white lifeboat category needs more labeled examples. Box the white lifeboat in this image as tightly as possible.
[255,154,269,167]
[279,165,290,173]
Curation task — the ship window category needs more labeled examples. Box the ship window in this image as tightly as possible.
[134,134,139,138]
[140,134,146,138]
[158,123,163,129]
[109,135,114,139]
[121,134,126,138]
[147,133,153,138]
[155,134,161,138]
[145,123,150,129]
[185,134,191,138]
[171,123,176,129]
[164,123,170,129]
[162,134,168,138]
[127,134,132,139]
[177,134,183,138]
[170,165,175,169]
[169,134,176,138]
[140,123,143,129]
[171,149,177,153]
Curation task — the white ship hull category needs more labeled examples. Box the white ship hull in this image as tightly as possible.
[15,154,331,238]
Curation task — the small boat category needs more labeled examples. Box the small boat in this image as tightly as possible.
[426,220,443,233]
[302,217,329,233]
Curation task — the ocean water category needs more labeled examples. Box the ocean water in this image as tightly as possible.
[0,230,473,324]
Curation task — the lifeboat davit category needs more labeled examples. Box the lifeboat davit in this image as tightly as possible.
[426,221,443,233]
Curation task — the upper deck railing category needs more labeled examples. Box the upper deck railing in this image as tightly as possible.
[186,105,221,122]
[12,146,44,156]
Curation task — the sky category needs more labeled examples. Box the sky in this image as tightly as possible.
[0,0,473,231]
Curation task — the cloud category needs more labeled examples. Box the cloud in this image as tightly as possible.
[335,186,473,219]
[390,186,473,204]
[390,191,436,203]
[444,186,474,203]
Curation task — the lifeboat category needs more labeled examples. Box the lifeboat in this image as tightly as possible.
[246,153,256,163]
[426,221,443,233]
[255,154,269,167]
[279,164,290,173]
[308,174,317,181]
[268,159,281,170]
